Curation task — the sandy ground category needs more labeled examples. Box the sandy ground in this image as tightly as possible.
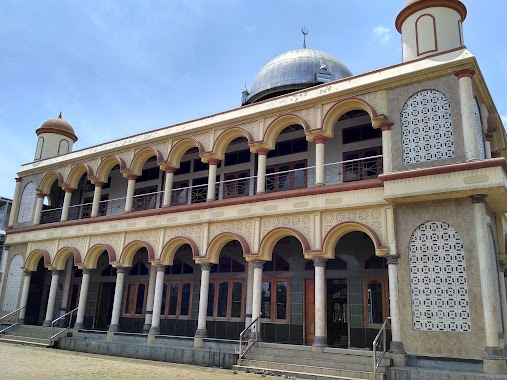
[0,342,261,380]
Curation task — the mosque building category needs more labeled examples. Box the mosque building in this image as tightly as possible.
[1,0,507,378]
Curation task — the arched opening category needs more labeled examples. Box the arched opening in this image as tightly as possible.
[25,258,50,325]
[131,155,163,212]
[326,110,382,185]
[207,240,247,339]
[40,179,65,224]
[89,250,117,330]
[171,147,209,205]
[265,125,309,192]
[100,164,127,216]
[67,173,94,220]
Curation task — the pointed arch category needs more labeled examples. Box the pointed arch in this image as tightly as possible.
[206,233,251,263]
[264,114,309,150]
[167,139,205,168]
[52,247,82,270]
[96,156,127,183]
[38,171,64,194]
[159,237,199,266]
[322,98,377,137]
[130,147,165,176]
[24,249,51,271]
[83,244,117,269]
[118,240,155,267]
[322,221,388,259]
[212,128,255,160]
[66,164,94,189]
[257,227,311,261]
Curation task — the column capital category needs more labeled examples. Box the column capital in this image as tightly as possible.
[313,257,327,267]
[471,194,487,204]
[386,255,400,265]
[51,269,60,276]
[82,269,91,275]
[64,187,74,193]
[23,270,32,276]
[15,177,22,183]
[200,262,212,271]
[380,122,394,132]
[116,267,126,274]
[163,166,177,174]
[127,174,138,181]
[91,180,104,188]
[252,260,265,269]
[156,265,166,272]
[455,68,475,79]
[255,148,270,156]
[313,135,328,144]
[37,192,46,198]
[208,158,220,166]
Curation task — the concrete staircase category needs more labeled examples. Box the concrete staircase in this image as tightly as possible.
[0,325,66,347]
[233,342,391,380]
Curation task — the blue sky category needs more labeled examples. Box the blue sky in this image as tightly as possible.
[0,0,505,198]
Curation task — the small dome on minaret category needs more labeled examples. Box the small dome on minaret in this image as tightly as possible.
[396,0,467,62]
[34,113,78,161]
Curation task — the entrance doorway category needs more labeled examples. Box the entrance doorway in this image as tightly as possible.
[94,283,115,329]
[327,279,348,348]
[24,258,48,325]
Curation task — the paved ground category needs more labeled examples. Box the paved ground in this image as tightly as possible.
[0,342,260,380]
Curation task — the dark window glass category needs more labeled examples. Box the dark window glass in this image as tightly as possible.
[217,282,229,318]
[175,161,191,175]
[180,283,191,316]
[261,282,272,319]
[293,138,308,153]
[231,282,243,318]
[182,261,193,274]
[364,255,387,269]
[172,259,182,275]
[265,253,289,272]
[276,281,288,320]
[101,266,117,276]
[169,283,179,316]
[237,150,250,164]
[125,284,134,313]
[74,269,83,277]
[193,159,207,172]
[161,283,167,315]
[367,281,383,324]
[135,284,145,314]
[327,257,348,270]
[207,283,215,317]
[304,260,314,271]
[137,167,160,182]
[219,256,232,273]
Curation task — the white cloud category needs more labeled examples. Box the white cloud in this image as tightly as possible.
[372,25,392,43]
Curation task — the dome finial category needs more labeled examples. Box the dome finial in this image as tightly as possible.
[58,112,62,119]
[301,27,308,49]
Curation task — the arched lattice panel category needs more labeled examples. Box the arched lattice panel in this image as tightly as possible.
[1,255,23,312]
[402,90,455,164]
[17,181,36,223]
[409,221,471,332]
[473,98,486,160]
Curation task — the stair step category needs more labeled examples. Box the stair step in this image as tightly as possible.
[233,364,384,380]
[244,351,390,367]
[0,336,49,347]
[241,357,387,372]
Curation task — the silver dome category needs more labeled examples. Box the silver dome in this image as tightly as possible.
[245,48,352,104]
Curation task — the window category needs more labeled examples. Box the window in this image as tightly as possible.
[363,277,389,326]
[101,266,117,276]
[133,186,159,211]
[191,177,209,203]
[164,258,194,275]
[305,257,347,270]
[129,260,149,276]
[172,181,189,205]
[342,123,381,144]
[174,160,191,175]
[267,137,307,158]
[207,280,244,320]
[266,161,307,192]
[137,167,160,182]
[225,149,251,166]
[261,279,290,323]
[222,170,251,199]
[193,159,208,172]
[264,252,289,272]
[210,255,245,273]
[343,147,382,182]
[364,254,387,269]
[124,281,148,316]
[160,281,192,319]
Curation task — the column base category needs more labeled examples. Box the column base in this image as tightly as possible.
[389,341,405,354]
[315,183,325,187]
[194,328,207,338]
[42,320,52,327]
[106,331,114,342]
[312,336,327,350]
[193,337,204,348]
[73,322,84,330]
[483,347,507,375]
[108,324,119,333]
[17,318,24,325]
[147,334,156,345]
[142,324,151,334]
[148,326,160,335]
[389,341,406,366]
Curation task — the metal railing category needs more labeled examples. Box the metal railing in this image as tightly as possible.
[132,191,163,211]
[171,183,208,205]
[49,307,79,345]
[67,202,93,221]
[266,166,316,193]
[40,208,63,224]
[217,175,257,200]
[325,154,383,185]
[372,316,391,379]
[0,306,25,334]
[238,315,261,359]
[98,197,127,216]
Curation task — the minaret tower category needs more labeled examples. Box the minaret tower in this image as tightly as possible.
[396,0,467,62]
[34,112,78,161]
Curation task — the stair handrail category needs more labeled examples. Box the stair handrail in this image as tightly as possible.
[238,314,261,359]
[49,307,78,344]
[372,316,391,379]
[0,306,25,334]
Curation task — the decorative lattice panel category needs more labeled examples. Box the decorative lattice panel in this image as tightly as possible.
[17,181,36,223]
[409,221,471,332]
[402,90,455,164]
[1,255,23,312]
[473,98,486,160]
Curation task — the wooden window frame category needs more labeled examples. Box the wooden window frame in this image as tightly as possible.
[363,277,390,328]
[123,281,148,317]
[207,279,245,321]
[261,278,291,324]
[160,280,193,320]
[222,170,251,199]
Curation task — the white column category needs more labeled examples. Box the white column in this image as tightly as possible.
[162,167,175,207]
[314,136,327,186]
[472,195,502,355]
[206,159,219,201]
[387,255,404,353]
[0,244,8,273]
[148,265,166,335]
[43,270,60,326]
[33,193,45,225]
[245,261,254,329]
[124,176,137,213]
[313,257,327,347]
[456,69,479,161]
[256,149,268,194]
[59,258,73,316]
[90,182,103,217]
[195,263,212,338]
[108,267,126,332]
[60,188,73,222]
[251,260,264,338]
[381,123,393,173]
[18,270,32,323]
[74,269,91,329]
[7,177,22,228]
[143,264,158,333]
[498,268,507,350]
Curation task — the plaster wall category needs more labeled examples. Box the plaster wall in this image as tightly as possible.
[35,133,74,161]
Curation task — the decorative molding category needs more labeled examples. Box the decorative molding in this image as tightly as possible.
[262,214,312,246]
[323,208,384,244]
[209,220,254,248]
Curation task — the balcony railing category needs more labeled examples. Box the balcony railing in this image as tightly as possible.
[35,156,383,224]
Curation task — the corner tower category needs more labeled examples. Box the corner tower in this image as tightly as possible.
[396,0,467,62]
[34,112,78,161]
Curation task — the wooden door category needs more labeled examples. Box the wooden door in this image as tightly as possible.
[304,278,315,345]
